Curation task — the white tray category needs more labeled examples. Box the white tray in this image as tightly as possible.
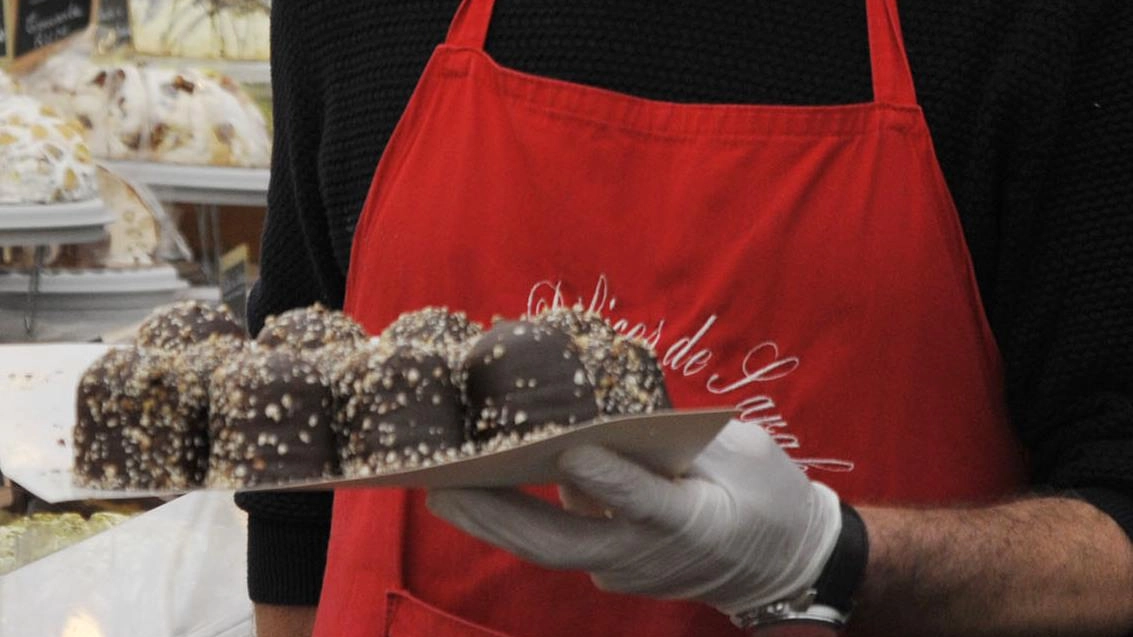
[0,200,114,246]
[0,265,189,310]
[0,344,733,503]
[105,160,269,206]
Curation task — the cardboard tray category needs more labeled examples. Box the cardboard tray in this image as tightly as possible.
[241,408,732,493]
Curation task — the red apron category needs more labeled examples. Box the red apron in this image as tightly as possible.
[316,1,1027,635]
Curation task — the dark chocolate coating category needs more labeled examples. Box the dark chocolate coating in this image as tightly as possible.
[381,306,483,350]
[255,303,368,353]
[334,344,465,475]
[208,348,338,487]
[179,335,248,387]
[463,320,599,441]
[379,306,483,369]
[533,307,671,415]
[135,300,246,351]
[73,347,208,489]
[602,336,672,415]
[532,306,619,343]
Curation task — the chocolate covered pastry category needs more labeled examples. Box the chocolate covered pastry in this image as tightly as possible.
[73,347,209,489]
[379,306,483,368]
[136,300,246,351]
[256,303,368,352]
[334,344,466,476]
[22,55,271,167]
[208,348,338,487]
[463,320,600,441]
[600,336,672,415]
[532,307,671,415]
[129,0,271,61]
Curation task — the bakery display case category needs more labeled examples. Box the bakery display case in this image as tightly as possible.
[21,54,271,168]
[0,9,267,633]
[0,343,253,637]
[1,2,273,339]
[129,0,270,62]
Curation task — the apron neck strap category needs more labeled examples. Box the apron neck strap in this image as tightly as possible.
[866,0,919,106]
[446,0,919,106]
[446,0,497,49]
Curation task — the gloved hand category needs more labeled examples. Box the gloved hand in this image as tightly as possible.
[427,420,843,619]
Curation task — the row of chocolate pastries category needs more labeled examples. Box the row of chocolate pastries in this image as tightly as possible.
[72,302,671,490]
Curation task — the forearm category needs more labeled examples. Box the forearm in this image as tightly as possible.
[853,497,1133,637]
[254,604,317,637]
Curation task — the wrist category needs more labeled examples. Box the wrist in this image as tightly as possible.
[737,502,869,635]
[743,621,842,637]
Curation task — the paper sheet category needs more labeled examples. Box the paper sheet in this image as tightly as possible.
[0,344,113,503]
[0,491,251,637]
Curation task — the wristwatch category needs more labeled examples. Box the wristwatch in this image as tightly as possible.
[736,503,869,636]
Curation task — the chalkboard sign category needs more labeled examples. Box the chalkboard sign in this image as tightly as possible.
[96,0,128,47]
[0,7,8,58]
[13,0,94,58]
[220,244,250,327]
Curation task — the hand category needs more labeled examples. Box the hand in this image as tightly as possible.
[427,420,843,619]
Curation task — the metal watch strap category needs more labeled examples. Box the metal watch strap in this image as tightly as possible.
[738,503,869,634]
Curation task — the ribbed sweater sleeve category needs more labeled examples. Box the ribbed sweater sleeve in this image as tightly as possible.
[232,0,338,606]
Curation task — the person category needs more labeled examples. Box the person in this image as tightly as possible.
[238,1,1133,636]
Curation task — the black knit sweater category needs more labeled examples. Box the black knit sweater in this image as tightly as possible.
[238,0,1133,606]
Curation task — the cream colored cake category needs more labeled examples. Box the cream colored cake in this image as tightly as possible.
[129,0,271,61]
[144,67,270,166]
[0,168,161,268]
[20,56,149,160]
[0,96,98,204]
[0,70,18,97]
[21,55,271,167]
[90,168,161,267]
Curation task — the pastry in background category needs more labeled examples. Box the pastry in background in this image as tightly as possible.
[129,0,271,61]
[144,67,270,166]
[135,300,246,350]
[19,57,149,161]
[0,167,163,269]
[19,55,271,167]
[0,96,98,204]
[91,167,161,267]
[0,70,18,97]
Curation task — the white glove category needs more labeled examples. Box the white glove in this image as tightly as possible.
[427,420,843,618]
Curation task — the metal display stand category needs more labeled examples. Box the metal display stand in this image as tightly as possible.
[105,161,270,283]
[0,201,114,336]
[132,57,272,86]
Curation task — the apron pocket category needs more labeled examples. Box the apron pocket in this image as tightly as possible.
[386,590,514,637]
